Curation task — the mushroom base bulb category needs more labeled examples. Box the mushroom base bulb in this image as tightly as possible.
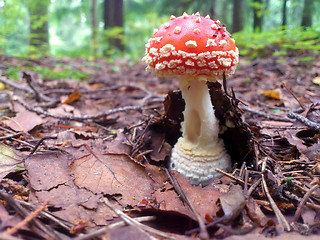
[170,137,231,186]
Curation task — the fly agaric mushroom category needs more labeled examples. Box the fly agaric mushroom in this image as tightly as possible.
[142,12,239,185]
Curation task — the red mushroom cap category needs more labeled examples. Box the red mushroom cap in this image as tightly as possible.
[142,13,239,79]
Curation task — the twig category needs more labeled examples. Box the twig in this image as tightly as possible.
[74,216,156,240]
[215,168,248,186]
[280,82,305,111]
[287,111,320,131]
[28,136,57,155]
[242,106,294,122]
[13,96,143,122]
[261,162,291,231]
[165,169,209,240]
[293,185,319,222]
[0,132,24,141]
[23,72,53,102]
[0,191,61,239]
[0,76,33,94]
[6,200,49,235]
[246,178,262,197]
[103,197,175,240]
[16,200,72,231]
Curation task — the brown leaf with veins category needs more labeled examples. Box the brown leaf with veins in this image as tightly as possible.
[70,152,156,206]
[5,110,44,132]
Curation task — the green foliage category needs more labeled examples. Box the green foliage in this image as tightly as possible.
[27,65,89,81]
[6,67,20,81]
[233,26,320,58]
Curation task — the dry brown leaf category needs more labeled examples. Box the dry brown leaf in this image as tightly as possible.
[246,197,269,227]
[62,88,82,104]
[152,171,223,221]
[217,184,246,223]
[5,110,44,132]
[261,88,282,100]
[70,152,155,206]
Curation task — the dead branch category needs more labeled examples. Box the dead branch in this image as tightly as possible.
[215,168,248,186]
[242,106,294,122]
[6,201,49,235]
[293,185,319,222]
[0,191,62,239]
[261,162,291,232]
[23,72,54,102]
[165,169,209,240]
[0,76,33,94]
[16,199,72,231]
[103,197,176,240]
[73,216,156,240]
[13,95,143,122]
[287,111,320,131]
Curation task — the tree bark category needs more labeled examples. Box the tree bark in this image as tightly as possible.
[253,0,263,32]
[103,0,124,51]
[282,0,287,26]
[208,0,217,19]
[27,0,50,55]
[301,0,314,27]
[232,0,245,33]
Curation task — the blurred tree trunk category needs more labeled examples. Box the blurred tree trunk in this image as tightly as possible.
[27,0,50,55]
[104,0,124,51]
[301,0,314,27]
[253,0,263,32]
[208,0,217,19]
[91,0,97,57]
[232,0,244,33]
[282,0,287,26]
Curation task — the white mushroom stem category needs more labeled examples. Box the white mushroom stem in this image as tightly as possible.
[170,76,231,186]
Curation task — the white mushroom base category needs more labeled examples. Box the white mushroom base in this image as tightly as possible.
[170,137,231,186]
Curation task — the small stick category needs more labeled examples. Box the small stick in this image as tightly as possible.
[74,216,156,240]
[6,201,49,235]
[16,200,72,231]
[242,106,294,122]
[165,169,209,240]
[261,161,291,231]
[293,185,319,222]
[28,136,57,155]
[103,198,175,240]
[280,82,305,111]
[215,168,248,186]
[287,111,320,131]
[0,132,24,141]
[246,178,262,197]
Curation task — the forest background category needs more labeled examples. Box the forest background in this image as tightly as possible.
[0,0,319,63]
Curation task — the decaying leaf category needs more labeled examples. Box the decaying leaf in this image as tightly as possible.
[70,151,156,206]
[216,184,246,223]
[5,110,44,132]
[0,144,24,179]
[246,197,269,227]
[151,171,223,221]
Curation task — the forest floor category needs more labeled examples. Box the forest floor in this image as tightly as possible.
[0,53,320,240]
